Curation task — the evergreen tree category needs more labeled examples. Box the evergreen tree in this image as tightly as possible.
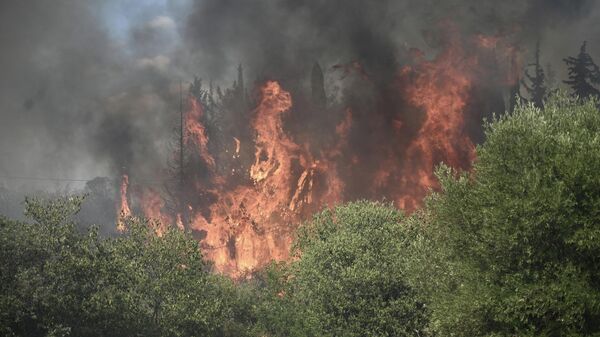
[164,81,191,230]
[214,65,253,185]
[563,41,600,99]
[165,78,213,233]
[521,41,547,108]
[165,72,250,234]
[311,62,326,108]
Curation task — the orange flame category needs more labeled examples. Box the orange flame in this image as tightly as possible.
[186,96,216,168]
[140,188,172,236]
[121,28,520,277]
[117,174,131,232]
[395,32,476,210]
[233,137,241,158]
[191,81,309,276]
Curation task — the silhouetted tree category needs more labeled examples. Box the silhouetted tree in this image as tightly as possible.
[563,41,600,99]
[213,65,253,185]
[521,41,547,108]
[311,62,326,108]
[165,72,250,235]
[165,80,203,232]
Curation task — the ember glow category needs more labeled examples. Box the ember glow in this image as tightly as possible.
[118,30,521,276]
[140,187,171,236]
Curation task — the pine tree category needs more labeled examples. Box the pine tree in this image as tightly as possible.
[166,78,213,232]
[563,41,600,99]
[164,81,190,229]
[311,62,326,108]
[521,41,547,108]
[236,64,245,104]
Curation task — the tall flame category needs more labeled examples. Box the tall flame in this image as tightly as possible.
[396,34,476,210]
[192,81,310,276]
[117,174,131,232]
[186,96,216,169]
[119,28,521,276]
[140,187,171,236]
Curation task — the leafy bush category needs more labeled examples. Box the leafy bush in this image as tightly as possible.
[286,201,429,337]
[0,196,246,337]
[409,93,600,336]
[2,93,600,337]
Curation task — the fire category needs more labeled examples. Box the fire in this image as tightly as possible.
[186,96,215,169]
[117,174,131,232]
[140,188,171,236]
[475,34,500,49]
[192,81,314,276]
[249,81,298,184]
[396,36,476,210]
[118,28,521,276]
[233,137,241,158]
[165,81,348,276]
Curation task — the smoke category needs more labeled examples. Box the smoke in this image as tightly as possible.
[1,0,600,218]
[184,0,600,81]
[0,0,191,192]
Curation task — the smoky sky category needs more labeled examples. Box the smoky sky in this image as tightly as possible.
[185,0,600,81]
[0,0,188,192]
[1,0,600,193]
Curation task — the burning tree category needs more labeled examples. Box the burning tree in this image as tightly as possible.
[121,26,521,276]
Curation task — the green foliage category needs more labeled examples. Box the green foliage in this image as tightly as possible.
[410,93,600,336]
[3,93,600,337]
[0,196,247,337]
[286,201,429,337]
[237,262,315,337]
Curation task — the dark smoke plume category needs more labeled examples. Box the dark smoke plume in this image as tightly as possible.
[1,0,600,223]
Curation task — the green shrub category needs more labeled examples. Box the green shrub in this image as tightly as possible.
[287,201,429,337]
[410,93,600,336]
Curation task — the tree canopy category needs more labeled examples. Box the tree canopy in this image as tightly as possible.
[2,93,600,336]
[288,201,429,337]
[409,93,600,336]
[0,196,250,337]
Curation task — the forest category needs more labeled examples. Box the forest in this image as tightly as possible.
[2,90,600,336]
[3,1,600,336]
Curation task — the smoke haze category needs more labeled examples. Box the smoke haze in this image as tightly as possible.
[1,0,600,218]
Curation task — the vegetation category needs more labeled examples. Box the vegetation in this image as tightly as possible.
[288,201,428,337]
[408,93,600,336]
[521,41,547,108]
[2,93,600,336]
[564,41,600,100]
[0,196,249,337]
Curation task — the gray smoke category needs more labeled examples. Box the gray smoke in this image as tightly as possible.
[1,0,600,220]
[0,0,191,192]
[184,0,600,83]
